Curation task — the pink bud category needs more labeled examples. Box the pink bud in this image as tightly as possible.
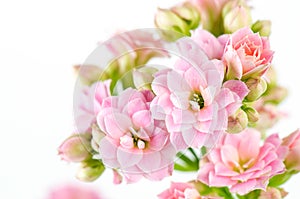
[227,108,248,134]
[58,135,91,162]
[258,187,287,199]
[283,129,300,171]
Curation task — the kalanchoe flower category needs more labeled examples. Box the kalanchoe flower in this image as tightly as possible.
[222,1,252,33]
[158,182,222,199]
[96,88,176,183]
[47,184,103,199]
[198,128,286,195]
[223,27,274,80]
[74,80,111,133]
[151,38,247,150]
[282,129,300,171]
[58,134,92,163]
[191,28,228,60]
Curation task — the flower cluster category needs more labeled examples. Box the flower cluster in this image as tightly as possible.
[58,0,300,198]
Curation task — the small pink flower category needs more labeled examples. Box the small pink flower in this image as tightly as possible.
[191,29,228,60]
[96,88,175,182]
[198,128,285,195]
[158,182,222,199]
[47,184,102,199]
[151,38,247,150]
[282,129,300,171]
[74,80,111,132]
[223,27,274,80]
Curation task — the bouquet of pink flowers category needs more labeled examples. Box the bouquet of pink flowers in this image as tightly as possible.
[58,0,299,198]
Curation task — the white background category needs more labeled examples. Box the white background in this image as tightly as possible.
[0,0,299,198]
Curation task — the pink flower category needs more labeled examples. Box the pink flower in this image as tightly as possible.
[96,88,175,182]
[74,80,111,132]
[191,29,228,60]
[47,184,102,199]
[150,38,247,150]
[158,182,221,199]
[223,27,274,80]
[282,129,300,171]
[198,128,286,195]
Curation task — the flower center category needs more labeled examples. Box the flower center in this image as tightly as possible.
[189,92,205,111]
[120,127,148,150]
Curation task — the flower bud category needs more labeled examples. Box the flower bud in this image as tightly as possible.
[263,86,288,105]
[252,20,272,37]
[282,130,300,171]
[133,67,158,90]
[258,187,287,199]
[223,1,252,33]
[155,3,199,38]
[76,159,105,182]
[171,2,201,30]
[245,78,267,101]
[74,65,106,86]
[58,134,92,163]
[243,106,260,123]
[227,108,248,134]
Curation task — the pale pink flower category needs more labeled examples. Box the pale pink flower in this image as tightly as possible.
[47,184,102,199]
[158,182,222,199]
[282,129,300,171]
[198,128,286,195]
[96,88,175,183]
[191,29,228,60]
[223,27,274,80]
[151,38,248,150]
[74,80,111,132]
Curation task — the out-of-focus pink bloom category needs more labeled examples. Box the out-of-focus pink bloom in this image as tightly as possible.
[96,88,175,183]
[151,38,247,150]
[258,187,288,199]
[191,29,228,60]
[253,100,285,132]
[74,80,111,132]
[47,184,102,199]
[223,27,274,80]
[189,0,229,35]
[158,182,222,199]
[198,128,286,195]
[282,129,300,171]
[58,135,91,162]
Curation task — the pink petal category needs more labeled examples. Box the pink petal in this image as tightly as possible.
[223,80,249,100]
[132,110,152,128]
[117,147,143,168]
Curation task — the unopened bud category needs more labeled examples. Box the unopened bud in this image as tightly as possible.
[245,78,267,101]
[171,3,201,30]
[76,159,105,182]
[74,65,106,86]
[223,1,252,33]
[227,109,248,134]
[252,20,272,37]
[258,187,286,199]
[58,134,92,163]
[243,106,260,123]
[155,3,200,39]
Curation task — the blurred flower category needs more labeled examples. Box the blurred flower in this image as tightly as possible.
[96,88,175,183]
[258,187,288,199]
[74,65,108,86]
[47,184,102,199]
[282,129,300,171]
[151,38,242,150]
[222,1,252,33]
[223,27,274,80]
[74,80,111,132]
[252,20,272,37]
[189,0,229,36]
[158,182,222,199]
[198,128,286,195]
